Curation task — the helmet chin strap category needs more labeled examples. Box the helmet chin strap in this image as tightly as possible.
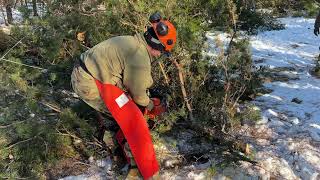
[163,51,171,58]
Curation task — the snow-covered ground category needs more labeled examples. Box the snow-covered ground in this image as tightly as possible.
[243,17,320,179]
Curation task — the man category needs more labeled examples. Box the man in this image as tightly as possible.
[71,12,177,179]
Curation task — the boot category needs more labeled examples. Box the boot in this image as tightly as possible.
[148,171,160,180]
[125,169,160,180]
[125,168,142,180]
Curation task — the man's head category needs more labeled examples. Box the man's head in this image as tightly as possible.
[144,12,177,57]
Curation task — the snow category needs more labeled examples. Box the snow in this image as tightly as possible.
[204,17,320,179]
[252,18,320,136]
[251,18,318,68]
[247,17,320,179]
[204,32,232,58]
[59,157,113,180]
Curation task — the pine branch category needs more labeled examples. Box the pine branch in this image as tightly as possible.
[0,26,45,70]
[15,92,62,113]
[181,122,252,157]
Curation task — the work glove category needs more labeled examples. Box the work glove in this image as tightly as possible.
[145,98,166,119]
[314,27,319,36]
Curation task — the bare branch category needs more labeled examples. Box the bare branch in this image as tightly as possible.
[158,62,170,85]
[41,101,62,113]
[0,120,27,129]
[3,135,38,150]
[172,58,194,121]
[0,37,25,61]
[1,58,47,70]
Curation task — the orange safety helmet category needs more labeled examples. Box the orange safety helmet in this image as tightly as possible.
[144,12,177,53]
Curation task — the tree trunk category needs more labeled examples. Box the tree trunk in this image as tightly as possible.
[241,0,256,11]
[1,7,8,26]
[14,0,18,8]
[5,4,13,24]
[249,0,256,11]
[32,0,38,16]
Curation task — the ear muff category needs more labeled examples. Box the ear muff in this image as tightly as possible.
[156,22,168,36]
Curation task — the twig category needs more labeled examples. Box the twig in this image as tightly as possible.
[225,0,238,59]
[232,86,247,110]
[119,19,140,31]
[63,43,74,58]
[0,176,30,180]
[38,136,48,158]
[55,129,82,140]
[183,122,253,157]
[0,38,25,61]
[41,101,61,113]
[0,26,44,70]
[72,161,98,168]
[193,154,206,162]
[14,91,62,116]
[80,43,90,50]
[87,141,103,148]
[0,120,27,129]
[158,62,170,85]
[0,58,47,70]
[191,12,203,18]
[3,136,38,150]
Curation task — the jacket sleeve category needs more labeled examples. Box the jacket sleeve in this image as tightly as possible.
[315,11,320,29]
[123,51,153,107]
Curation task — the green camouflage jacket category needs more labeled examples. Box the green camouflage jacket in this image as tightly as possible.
[81,33,154,107]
